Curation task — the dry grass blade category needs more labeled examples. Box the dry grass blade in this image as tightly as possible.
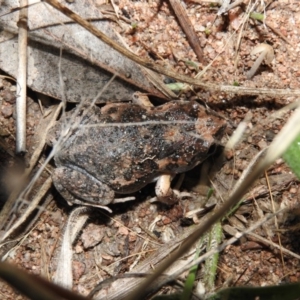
[246,43,275,79]
[54,207,90,288]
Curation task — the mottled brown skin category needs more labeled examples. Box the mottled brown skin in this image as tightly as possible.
[48,101,226,207]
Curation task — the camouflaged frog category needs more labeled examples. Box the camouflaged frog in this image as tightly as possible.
[48,100,226,208]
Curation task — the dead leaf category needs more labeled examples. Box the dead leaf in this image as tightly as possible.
[0,0,170,102]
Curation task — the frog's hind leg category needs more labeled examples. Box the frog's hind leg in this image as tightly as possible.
[52,166,115,207]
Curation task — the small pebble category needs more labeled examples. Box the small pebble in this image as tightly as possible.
[1,104,13,118]
[258,140,267,149]
[2,90,15,103]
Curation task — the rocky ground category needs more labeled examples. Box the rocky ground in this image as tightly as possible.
[0,0,300,298]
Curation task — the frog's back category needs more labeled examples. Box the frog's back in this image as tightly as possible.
[55,101,226,194]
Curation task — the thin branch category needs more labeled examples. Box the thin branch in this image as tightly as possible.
[168,0,205,64]
[16,0,28,154]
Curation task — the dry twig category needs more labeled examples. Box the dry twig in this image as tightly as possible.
[16,0,28,154]
[168,0,205,64]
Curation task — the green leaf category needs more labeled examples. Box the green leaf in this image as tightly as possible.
[131,22,138,29]
[283,134,300,179]
[250,12,265,21]
[184,60,199,72]
[180,238,204,300]
[207,187,214,200]
[205,28,211,36]
[166,82,185,92]
[203,222,222,291]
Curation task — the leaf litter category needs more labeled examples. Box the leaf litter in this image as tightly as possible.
[0,0,300,299]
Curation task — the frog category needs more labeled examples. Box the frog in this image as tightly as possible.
[47,100,226,209]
